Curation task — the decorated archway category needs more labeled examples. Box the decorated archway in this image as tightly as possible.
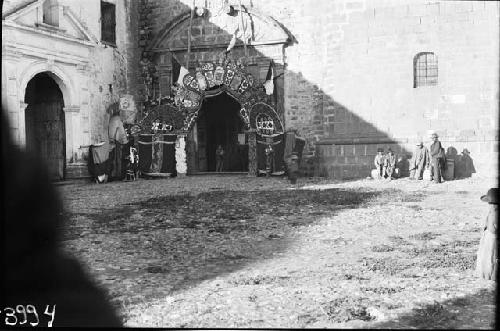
[173,58,283,134]
[135,58,284,175]
[135,2,294,176]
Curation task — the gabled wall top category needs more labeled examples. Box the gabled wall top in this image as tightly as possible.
[3,0,99,45]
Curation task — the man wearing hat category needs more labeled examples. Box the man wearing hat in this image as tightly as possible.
[461,148,476,178]
[384,148,397,180]
[428,132,444,183]
[108,104,129,181]
[409,141,429,180]
[475,188,498,281]
[374,148,385,179]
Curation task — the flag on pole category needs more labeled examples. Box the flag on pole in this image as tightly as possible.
[172,56,189,87]
[177,66,189,86]
[264,60,275,96]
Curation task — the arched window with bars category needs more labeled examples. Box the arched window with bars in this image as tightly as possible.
[413,52,438,88]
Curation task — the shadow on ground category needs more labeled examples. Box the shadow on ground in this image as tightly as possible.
[61,187,430,312]
[369,287,496,329]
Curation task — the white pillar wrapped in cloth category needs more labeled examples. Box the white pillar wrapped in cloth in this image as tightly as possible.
[175,134,187,176]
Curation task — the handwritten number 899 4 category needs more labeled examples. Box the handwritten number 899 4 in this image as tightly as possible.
[1,304,56,327]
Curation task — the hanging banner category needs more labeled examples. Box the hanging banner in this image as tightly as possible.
[119,94,137,124]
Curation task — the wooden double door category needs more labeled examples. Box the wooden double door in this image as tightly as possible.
[25,74,66,180]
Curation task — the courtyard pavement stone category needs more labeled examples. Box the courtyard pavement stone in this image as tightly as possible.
[57,175,497,328]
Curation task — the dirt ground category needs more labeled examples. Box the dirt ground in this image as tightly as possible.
[57,174,497,329]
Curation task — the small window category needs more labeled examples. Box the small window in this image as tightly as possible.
[43,0,59,27]
[101,1,116,45]
[414,52,438,88]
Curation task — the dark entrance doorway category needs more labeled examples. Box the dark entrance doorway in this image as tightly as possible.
[25,72,66,180]
[196,92,248,172]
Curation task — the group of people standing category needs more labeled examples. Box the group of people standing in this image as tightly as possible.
[373,132,451,183]
[409,132,446,183]
[374,148,398,180]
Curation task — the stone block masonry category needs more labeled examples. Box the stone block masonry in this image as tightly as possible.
[2,0,138,179]
[132,0,498,179]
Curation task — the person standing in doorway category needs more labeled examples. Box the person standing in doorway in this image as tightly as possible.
[428,133,444,183]
[265,143,274,176]
[216,145,224,172]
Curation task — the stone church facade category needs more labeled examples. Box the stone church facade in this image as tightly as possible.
[3,0,498,179]
[2,0,136,179]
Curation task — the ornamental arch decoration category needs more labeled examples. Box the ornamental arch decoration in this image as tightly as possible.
[136,59,284,137]
[172,58,284,135]
[139,5,293,137]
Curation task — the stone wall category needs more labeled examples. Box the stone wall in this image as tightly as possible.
[1,0,34,16]
[2,0,136,179]
[255,0,498,178]
[133,0,499,179]
[70,0,135,145]
[133,0,286,109]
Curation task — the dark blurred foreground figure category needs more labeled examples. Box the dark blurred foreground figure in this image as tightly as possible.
[0,112,122,327]
[475,188,498,281]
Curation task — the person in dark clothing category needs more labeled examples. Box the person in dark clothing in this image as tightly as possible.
[457,148,476,178]
[108,107,128,181]
[286,153,300,184]
[384,148,397,180]
[1,111,122,327]
[428,133,444,183]
[216,145,224,172]
[439,146,447,176]
[265,144,275,176]
[373,148,385,179]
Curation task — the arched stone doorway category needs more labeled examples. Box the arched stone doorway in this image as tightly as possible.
[195,92,248,172]
[24,72,66,180]
[141,6,293,176]
[137,57,286,176]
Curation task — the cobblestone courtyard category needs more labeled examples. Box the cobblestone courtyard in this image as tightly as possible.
[57,175,497,328]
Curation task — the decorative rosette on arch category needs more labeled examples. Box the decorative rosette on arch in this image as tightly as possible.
[172,58,281,132]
